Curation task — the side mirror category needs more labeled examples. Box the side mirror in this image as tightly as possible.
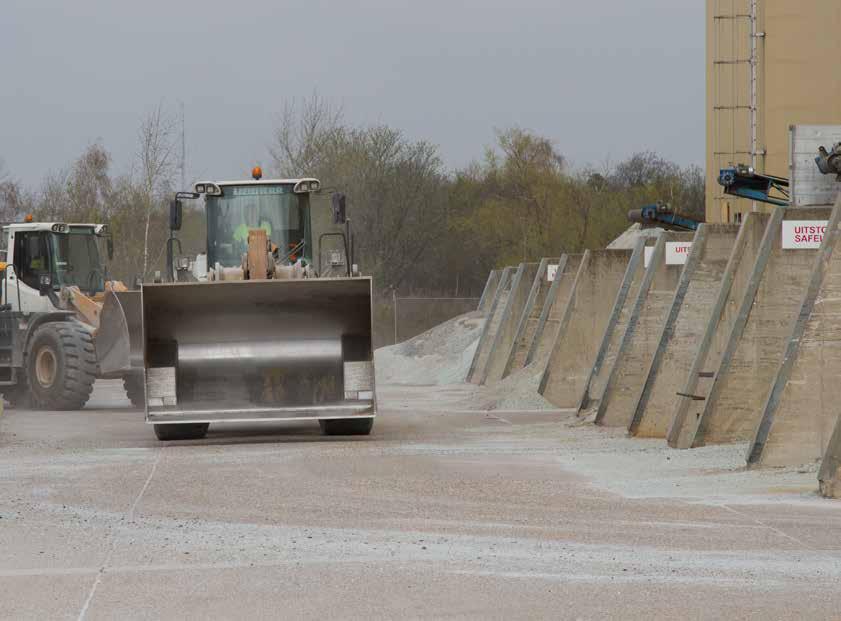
[38,273,52,296]
[107,237,114,260]
[331,193,347,224]
[170,199,183,231]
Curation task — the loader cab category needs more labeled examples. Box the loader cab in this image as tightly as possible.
[195,178,319,270]
[2,223,110,311]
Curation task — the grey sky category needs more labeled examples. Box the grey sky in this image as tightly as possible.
[2,0,704,188]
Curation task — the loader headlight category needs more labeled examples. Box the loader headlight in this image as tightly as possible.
[293,179,321,193]
[194,182,222,196]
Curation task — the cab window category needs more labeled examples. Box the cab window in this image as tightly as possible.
[14,232,50,290]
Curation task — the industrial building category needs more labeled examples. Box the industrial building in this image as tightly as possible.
[706,0,841,223]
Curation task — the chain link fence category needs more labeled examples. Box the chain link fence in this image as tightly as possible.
[373,293,480,348]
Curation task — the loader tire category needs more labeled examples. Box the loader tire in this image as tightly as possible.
[123,373,145,408]
[153,423,209,441]
[27,322,97,410]
[319,417,374,436]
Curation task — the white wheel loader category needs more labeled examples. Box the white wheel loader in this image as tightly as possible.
[119,169,376,441]
[0,222,144,409]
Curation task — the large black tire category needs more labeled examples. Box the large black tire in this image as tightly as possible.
[27,322,97,410]
[319,417,374,436]
[153,423,210,441]
[123,373,145,408]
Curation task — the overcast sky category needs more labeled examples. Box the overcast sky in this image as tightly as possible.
[2,0,704,188]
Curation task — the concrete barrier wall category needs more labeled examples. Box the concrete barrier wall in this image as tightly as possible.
[502,257,562,378]
[538,249,634,409]
[819,415,841,498]
[595,232,695,428]
[482,262,540,384]
[691,206,833,447]
[524,254,583,368]
[467,266,513,383]
[579,238,649,412]
[667,213,770,448]
[629,224,740,438]
[747,199,841,466]
[477,270,501,313]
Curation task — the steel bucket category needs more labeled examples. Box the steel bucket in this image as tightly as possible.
[141,277,375,424]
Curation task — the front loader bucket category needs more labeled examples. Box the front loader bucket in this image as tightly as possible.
[141,277,375,425]
[97,290,143,377]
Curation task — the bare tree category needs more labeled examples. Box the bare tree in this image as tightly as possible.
[0,159,37,222]
[136,103,178,277]
[270,93,343,177]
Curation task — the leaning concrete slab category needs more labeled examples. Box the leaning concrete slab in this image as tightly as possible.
[629,224,740,438]
[466,267,513,383]
[595,232,695,428]
[690,206,833,447]
[747,198,841,467]
[538,249,634,410]
[819,413,841,498]
[477,270,501,313]
[502,257,562,378]
[578,238,650,413]
[524,254,583,368]
[482,262,540,384]
[667,213,770,448]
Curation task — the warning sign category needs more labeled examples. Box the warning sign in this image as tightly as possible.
[665,242,692,265]
[644,242,692,267]
[547,264,559,282]
[782,221,827,249]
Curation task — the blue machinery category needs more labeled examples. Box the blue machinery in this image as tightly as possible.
[717,165,790,207]
[628,143,840,231]
[628,204,703,232]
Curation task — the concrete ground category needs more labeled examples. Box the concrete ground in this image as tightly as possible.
[2,380,841,620]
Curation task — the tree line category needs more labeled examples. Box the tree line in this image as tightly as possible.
[1,97,703,295]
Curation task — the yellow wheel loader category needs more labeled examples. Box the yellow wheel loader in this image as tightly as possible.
[118,169,376,441]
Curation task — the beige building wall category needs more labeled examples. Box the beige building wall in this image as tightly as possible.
[706,1,841,223]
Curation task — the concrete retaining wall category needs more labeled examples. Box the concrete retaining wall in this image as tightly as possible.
[747,199,841,466]
[477,270,501,313]
[502,257,562,378]
[667,213,770,448]
[467,266,513,383]
[538,249,634,409]
[691,206,832,447]
[578,238,650,413]
[629,224,740,438]
[524,254,583,368]
[595,232,695,428]
[819,415,841,498]
[482,262,540,384]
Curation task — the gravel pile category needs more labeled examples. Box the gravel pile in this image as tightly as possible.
[475,362,555,411]
[375,309,557,411]
[375,312,485,386]
[607,223,664,250]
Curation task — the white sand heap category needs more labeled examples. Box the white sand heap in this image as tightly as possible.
[375,311,485,386]
[607,223,664,250]
[375,310,555,411]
